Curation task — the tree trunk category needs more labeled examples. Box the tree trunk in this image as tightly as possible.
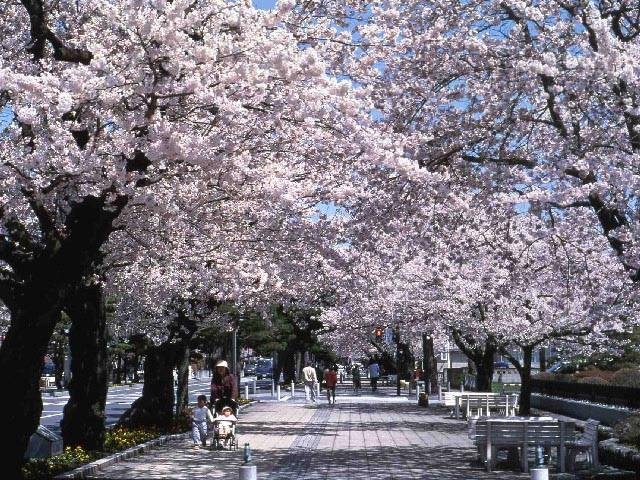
[474,344,496,392]
[0,293,63,477]
[175,346,190,415]
[118,343,176,431]
[133,355,141,383]
[0,193,127,474]
[539,347,546,372]
[450,329,497,393]
[115,355,123,384]
[60,279,108,450]
[54,340,66,390]
[281,348,296,384]
[518,346,533,415]
[422,334,438,392]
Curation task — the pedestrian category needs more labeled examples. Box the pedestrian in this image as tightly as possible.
[302,361,318,403]
[352,364,361,394]
[191,394,214,449]
[210,360,239,414]
[368,359,380,392]
[324,364,338,404]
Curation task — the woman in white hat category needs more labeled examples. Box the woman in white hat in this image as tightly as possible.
[210,359,239,415]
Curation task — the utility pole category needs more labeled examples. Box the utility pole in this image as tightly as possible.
[230,318,240,396]
[396,325,401,396]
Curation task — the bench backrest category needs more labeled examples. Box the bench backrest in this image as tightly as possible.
[461,395,518,407]
[472,419,573,446]
[443,391,500,406]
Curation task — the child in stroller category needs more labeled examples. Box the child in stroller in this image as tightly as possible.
[211,401,238,450]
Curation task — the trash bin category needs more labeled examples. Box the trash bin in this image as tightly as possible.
[418,392,428,407]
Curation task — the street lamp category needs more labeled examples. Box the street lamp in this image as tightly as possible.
[395,324,401,396]
[228,317,241,396]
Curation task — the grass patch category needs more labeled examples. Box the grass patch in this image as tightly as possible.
[491,382,521,394]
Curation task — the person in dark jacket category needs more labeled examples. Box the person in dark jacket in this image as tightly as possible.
[210,360,239,415]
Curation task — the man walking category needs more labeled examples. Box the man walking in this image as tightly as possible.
[302,361,318,403]
[368,359,380,392]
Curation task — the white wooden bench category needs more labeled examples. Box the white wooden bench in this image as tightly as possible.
[40,376,55,388]
[444,392,516,419]
[444,391,500,405]
[459,394,519,419]
[470,417,575,473]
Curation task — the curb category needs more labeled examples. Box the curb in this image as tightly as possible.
[54,401,257,479]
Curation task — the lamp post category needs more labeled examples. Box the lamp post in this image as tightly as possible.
[231,326,237,379]
[228,319,240,397]
[395,324,401,396]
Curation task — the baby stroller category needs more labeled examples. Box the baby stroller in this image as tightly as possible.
[211,399,239,450]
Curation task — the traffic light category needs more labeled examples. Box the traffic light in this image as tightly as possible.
[374,326,383,341]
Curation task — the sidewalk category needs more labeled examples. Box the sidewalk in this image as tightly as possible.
[84,386,531,480]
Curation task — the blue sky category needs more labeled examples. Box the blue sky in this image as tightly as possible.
[253,0,276,9]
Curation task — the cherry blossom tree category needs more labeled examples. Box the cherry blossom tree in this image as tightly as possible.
[0,0,396,471]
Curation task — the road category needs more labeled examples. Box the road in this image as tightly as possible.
[39,376,271,436]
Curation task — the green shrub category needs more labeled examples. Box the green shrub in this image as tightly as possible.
[614,413,640,448]
[610,368,640,388]
[533,372,556,381]
[22,446,95,479]
[577,376,609,385]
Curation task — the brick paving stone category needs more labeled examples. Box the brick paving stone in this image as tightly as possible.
[86,387,532,480]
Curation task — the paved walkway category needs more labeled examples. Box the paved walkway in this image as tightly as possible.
[87,387,529,480]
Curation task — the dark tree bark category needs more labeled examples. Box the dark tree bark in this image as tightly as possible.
[474,346,497,392]
[518,346,533,415]
[0,193,127,476]
[114,355,123,384]
[422,334,439,393]
[277,346,296,384]
[175,345,190,415]
[0,295,63,477]
[53,334,66,390]
[117,343,176,431]
[451,329,497,392]
[502,344,534,415]
[119,312,197,430]
[60,278,109,450]
[539,347,546,372]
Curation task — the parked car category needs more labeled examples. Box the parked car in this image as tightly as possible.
[255,358,273,380]
[243,363,256,376]
[42,361,55,376]
[494,360,510,369]
[546,361,577,374]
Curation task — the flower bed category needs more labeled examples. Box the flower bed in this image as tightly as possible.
[22,423,182,479]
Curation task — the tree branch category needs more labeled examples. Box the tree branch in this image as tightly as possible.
[20,0,93,64]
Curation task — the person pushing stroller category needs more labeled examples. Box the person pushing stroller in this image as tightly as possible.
[210,359,239,416]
